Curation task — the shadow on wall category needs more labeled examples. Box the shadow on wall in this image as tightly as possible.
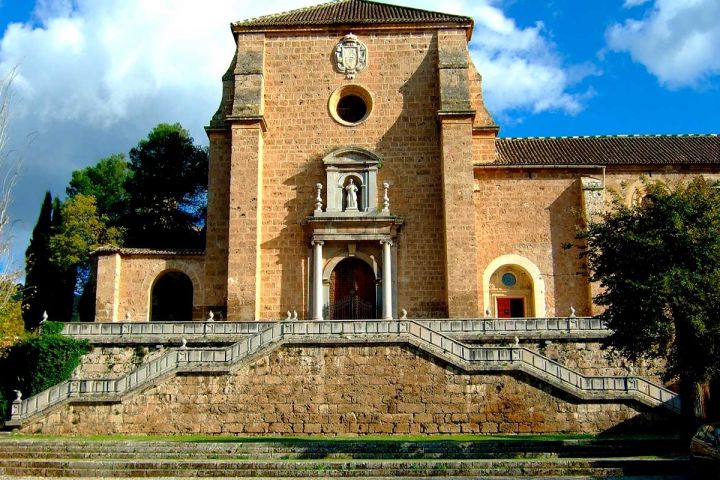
[259,160,320,320]
[548,178,588,317]
[374,33,446,318]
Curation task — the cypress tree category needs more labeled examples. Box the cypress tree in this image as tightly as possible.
[48,197,76,322]
[22,192,53,330]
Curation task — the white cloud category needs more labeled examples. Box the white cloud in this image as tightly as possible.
[0,0,588,271]
[402,1,593,115]
[623,0,651,8]
[607,0,720,88]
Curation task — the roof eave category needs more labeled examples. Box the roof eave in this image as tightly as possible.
[231,20,474,40]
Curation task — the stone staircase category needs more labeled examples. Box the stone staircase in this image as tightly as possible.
[0,438,692,478]
[8,320,681,426]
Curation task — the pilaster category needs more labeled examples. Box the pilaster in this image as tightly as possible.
[94,253,121,323]
[437,29,480,318]
[581,176,605,316]
[225,32,266,320]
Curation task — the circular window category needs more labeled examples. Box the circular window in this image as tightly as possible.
[329,84,373,126]
[501,272,517,287]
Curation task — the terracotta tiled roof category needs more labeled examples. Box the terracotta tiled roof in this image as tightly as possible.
[93,246,204,256]
[494,134,720,166]
[233,0,472,30]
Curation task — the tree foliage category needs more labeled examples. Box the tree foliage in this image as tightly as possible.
[0,322,89,420]
[22,192,54,330]
[582,177,720,385]
[0,282,23,347]
[27,122,208,323]
[66,153,131,226]
[49,194,123,270]
[124,123,208,249]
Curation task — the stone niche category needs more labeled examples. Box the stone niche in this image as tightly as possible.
[319,147,382,216]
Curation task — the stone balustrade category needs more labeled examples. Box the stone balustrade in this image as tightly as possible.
[9,319,678,426]
[61,317,608,345]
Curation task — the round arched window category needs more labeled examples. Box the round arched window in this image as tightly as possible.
[328,84,373,126]
[501,272,517,287]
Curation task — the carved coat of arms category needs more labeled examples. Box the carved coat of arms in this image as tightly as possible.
[334,33,367,79]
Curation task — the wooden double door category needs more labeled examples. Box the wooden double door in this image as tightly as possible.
[328,258,377,320]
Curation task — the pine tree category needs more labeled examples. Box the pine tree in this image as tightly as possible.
[22,192,53,330]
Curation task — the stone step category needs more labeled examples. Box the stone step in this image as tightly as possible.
[0,477,696,480]
[0,457,691,478]
[0,474,695,480]
[0,438,684,460]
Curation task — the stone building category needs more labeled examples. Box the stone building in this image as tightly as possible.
[9,0,720,434]
[90,0,720,325]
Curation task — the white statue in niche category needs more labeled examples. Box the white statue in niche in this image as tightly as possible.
[345,178,359,211]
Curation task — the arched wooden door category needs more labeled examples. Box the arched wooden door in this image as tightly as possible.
[151,271,193,321]
[328,258,376,319]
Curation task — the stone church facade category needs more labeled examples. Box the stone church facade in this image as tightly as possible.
[91,1,720,325]
[9,0,719,434]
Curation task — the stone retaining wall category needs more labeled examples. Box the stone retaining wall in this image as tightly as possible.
[72,346,167,380]
[23,344,674,435]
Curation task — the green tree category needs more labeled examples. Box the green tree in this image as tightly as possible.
[46,197,76,322]
[47,195,123,323]
[0,282,23,346]
[49,194,123,270]
[66,153,131,225]
[22,192,54,330]
[123,123,208,249]
[582,177,720,423]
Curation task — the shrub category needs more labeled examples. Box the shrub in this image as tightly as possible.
[0,323,89,421]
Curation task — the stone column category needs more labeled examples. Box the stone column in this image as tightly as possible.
[381,240,393,320]
[312,240,324,320]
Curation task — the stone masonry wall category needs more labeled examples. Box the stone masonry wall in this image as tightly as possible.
[474,169,591,317]
[72,346,167,380]
[473,167,720,318]
[22,344,673,435]
[110,254,204,322]
[255,31,447,319]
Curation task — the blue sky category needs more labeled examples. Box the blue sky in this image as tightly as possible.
[0,0,718,278]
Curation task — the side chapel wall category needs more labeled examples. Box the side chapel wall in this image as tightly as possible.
[95,253,205,323]
[474,167,720,317]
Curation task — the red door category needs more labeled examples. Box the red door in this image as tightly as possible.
[497,298,525,318]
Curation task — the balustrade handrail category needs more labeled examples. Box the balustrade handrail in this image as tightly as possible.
[11,319,678,424]
[61,317,610,339]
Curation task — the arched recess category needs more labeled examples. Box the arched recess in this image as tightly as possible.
[323,252,379,319]
[482,255,546,318]
[150,270,193,322]
[321,147,382,213]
